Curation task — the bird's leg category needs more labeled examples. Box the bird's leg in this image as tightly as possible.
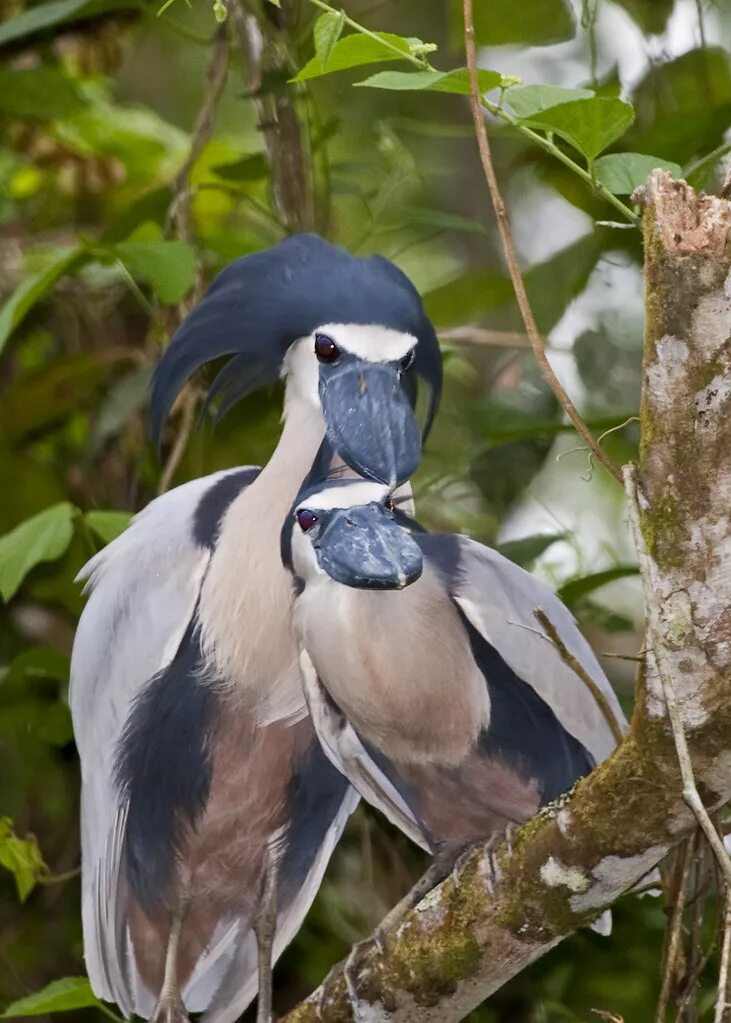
[150,900,190,1023]
[375,843,465,948]
[254,843,281,1023]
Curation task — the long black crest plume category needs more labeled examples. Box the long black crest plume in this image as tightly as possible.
[150,233,442,447]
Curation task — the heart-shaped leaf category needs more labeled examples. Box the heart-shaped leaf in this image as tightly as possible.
[519,96,635,162]
[507,84,594,119]
[0,503,76,602]
[593,152,682,193]
[293,32,424,82]
[354,67,502,95]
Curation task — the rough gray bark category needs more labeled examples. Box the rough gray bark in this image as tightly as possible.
[282,171,731,1023]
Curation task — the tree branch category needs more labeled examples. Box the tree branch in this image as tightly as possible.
[462,0,623,486]
[533,607,626,746]
[227,0,312,233]
[169,23,230,315]
[281,172,731,1023]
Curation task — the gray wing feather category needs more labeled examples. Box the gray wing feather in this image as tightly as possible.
[298,650,429,853]
[70,469,255,1015]
[425,534,627,764]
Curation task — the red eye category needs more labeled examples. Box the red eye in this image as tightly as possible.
[314,333,341,363]
[297,509,318,532]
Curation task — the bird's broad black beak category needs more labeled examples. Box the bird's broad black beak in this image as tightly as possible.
[314,502,423,590]
[318,361,421,488]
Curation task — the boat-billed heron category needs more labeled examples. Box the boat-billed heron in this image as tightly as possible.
[286,478,627,920]
[69,235,442,1023]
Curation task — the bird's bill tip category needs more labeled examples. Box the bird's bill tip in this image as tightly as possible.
[315,504,423,590]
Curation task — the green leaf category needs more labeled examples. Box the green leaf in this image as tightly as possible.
[0,648,70,689]
[111,240,196,304]
[622,48,731,165]
[452,0,574,47]
[507,85,594,119]
[613,0,673,34]
[314,11,345,68]
[0,0,138,47]
[293,31,418,82]
[519,97,635,162]
[0,503,76,602]
[0,247,84,355]
[85,510,133,544]
[91,365,153,454]
[354,67,502,95]
[593,152,683,194]
[558,566,639,605]
[0,977,99,1017]
[401,207,486,235]
[0,818,46,902]
[426,233,603,333]
[498,533,567,568]
[212,153,267,181]
[0,68,86,119]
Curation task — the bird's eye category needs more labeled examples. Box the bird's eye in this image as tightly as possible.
[384,496,395,511]
[314,334,341,364]
[296,509,319,532]
[400,348,416,372]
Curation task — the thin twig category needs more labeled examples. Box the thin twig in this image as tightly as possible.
[716,889,731,1023]
[656,836,694,1023]
[157,387,198,495]
[533,607,625,746]
[169,24,230,314]
[675,837,708,1021]
[624,463,731,886]
[38,866,81,886]
[462,0,624,486]
[438,326,543,349]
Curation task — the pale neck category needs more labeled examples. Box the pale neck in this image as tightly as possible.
[249,390,325,513]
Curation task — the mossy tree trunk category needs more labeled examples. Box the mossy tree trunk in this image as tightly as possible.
[282,172,731,1023]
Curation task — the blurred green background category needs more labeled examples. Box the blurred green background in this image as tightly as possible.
[1,0,730,1019]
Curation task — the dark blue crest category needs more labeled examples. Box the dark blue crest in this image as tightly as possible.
[150,233,442,446]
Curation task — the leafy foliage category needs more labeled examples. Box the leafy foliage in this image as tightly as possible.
[0,977,100,1017]
[0,0,726,1019]
[0,504,75,602]
[0,819,47,902]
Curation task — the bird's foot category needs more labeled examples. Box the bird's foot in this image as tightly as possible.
[343,938,378,1023]
[315,934,383,1022]
[468,827,516,897]
[150,993,190,1023]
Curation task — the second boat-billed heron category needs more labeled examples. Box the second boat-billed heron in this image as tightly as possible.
[286,478,627,923]
[69,235,442,1023]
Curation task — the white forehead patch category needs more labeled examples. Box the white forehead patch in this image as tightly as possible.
[317,323,417,363]
[297,480,389,512]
